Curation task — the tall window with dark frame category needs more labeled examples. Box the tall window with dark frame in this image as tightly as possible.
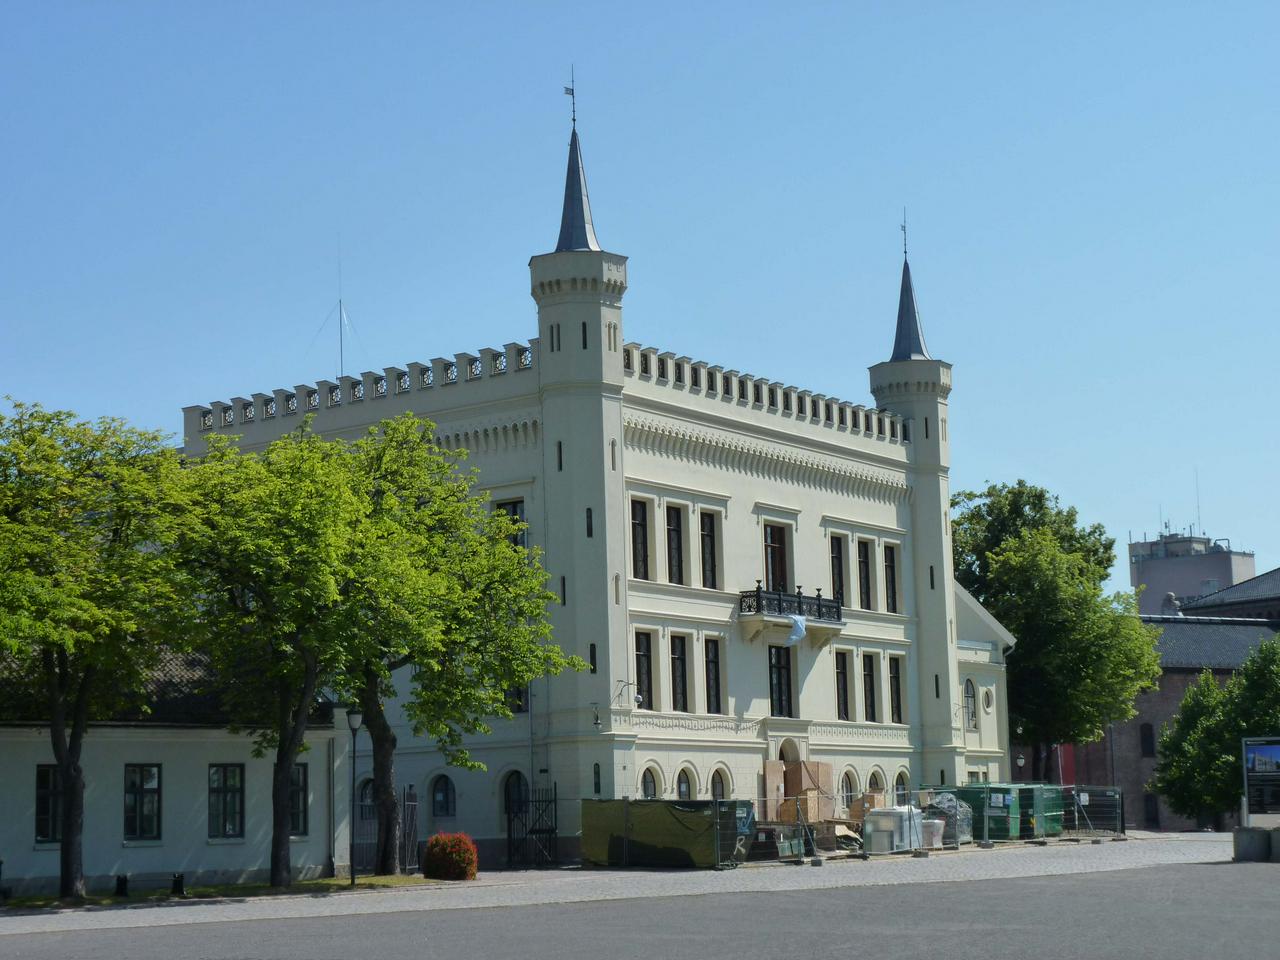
[666,506,684,585]
[835,652,850,721]
[635,632,653,709]
[670,635,689,712]
[208,764,245,839]
[884,544,899,613]
[862,654,878,723]
[289,763,309,836]
[496,499,526,548]
[631,500,649,580]
[700,511,718,589]
[889,657,904,724]
[704,637,722,714]
[505,686,528,713]
[768,645,794,718]
[35,764,62,843]
[431,775,456,817]
[764,524,788,593]
[964,679,978,730]
[830,536,846,607]
[857,540,873,610]
[1140,723,1156,758]
[123,763,161,841]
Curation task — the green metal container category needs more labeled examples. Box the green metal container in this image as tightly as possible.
[581,799,755,868]
[956,784,1021,841]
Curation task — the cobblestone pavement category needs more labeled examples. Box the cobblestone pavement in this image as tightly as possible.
[0,834,1232,938]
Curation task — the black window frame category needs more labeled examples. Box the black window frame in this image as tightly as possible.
[671,634,689,713]
[862,654,878,723]
[635,632,653,710]
[857,540,873,610]
[700,511,718,589]
[641,768,658,799]
[431,774,456,817]
[884,544,899,614]
[704,637,723,714]
[764,523,788,593]
[505,685,529,714]
[208,763,245,839]
[830,535,846,607]
[711,770,726,801]
[496,498,526,548]
[35,764,62,843]
[964,679,978,730]
[631,499,650,580]
[1140,722,1156,758]
[289,763,309,837]
[768,644,794,718]
[835,651,850,721]
[123,763,162,842]
[666,505,685,585]
[889,656,904,724]
[676,769,692,800]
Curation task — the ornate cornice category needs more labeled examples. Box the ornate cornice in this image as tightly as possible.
[808,721,912,744]
[623,415,910,503]
[615,710,761,736]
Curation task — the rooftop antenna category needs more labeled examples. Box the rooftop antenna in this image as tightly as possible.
[564,66,576,127]
[901,207,908,258]
[1195,467,1203,537]
[338,236,345,379]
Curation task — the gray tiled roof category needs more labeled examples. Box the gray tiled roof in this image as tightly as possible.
[1143,615,1280,670]
[890,258,931,361]
[1182,566,1280,610]
[554,126,601,253]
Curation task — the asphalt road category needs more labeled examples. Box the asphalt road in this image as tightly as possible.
[4,861,1273,960]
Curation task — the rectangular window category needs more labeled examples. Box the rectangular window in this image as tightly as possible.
[35,765,62,843]
[884,545,899,613]
[496,499,526,548]
[706,370,717,394]
[768,645,794,718]
[505,686,528,713]
[830,536,846,607]
[635,632,653,709]
[889,657,904,724]
[691,366,701,388]
[862,654,878,723]
[631,499,649,580]
[700,511,718,589]
[289,764,309,837]
[858,540,873,610]
[124,764,162,841]
[208,764,245,839]
[705,638,722,714]
[666,505,685,585]
[764,524,788,593]
[671,635,689,712]
[835,652,850,721]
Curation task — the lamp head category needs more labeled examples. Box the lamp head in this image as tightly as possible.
[1016,753,1026,769]
[346,707,363,732]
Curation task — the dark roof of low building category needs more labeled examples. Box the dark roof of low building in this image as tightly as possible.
[1142,614,1280,670]
[1181,566,1280,611]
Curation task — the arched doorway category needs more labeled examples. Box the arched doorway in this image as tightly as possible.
[778,738,801,763]
[503,771,528,829]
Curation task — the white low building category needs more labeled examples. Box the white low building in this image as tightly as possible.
[182,122,1016,866]
[0,654,353,895]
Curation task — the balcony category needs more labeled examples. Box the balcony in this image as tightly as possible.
[738,582,845,644]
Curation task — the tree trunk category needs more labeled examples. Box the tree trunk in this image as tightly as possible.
[45,649,91,899]
[268,651,318,888]
[58,762,86,899]
[269,750,297,888]
[360,671,401,875]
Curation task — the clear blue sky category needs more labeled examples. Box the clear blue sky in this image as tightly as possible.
[3,2,1277,588]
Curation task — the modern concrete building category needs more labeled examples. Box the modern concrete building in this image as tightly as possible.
[181,122,1016,865]
[1129,531,1255,615]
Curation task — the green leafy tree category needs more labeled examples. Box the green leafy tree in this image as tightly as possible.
[0,401,186,898]
[338,415,573,875]
[952,480,1114,605]
[977,527,1161,779]
[1154,639,1280,820]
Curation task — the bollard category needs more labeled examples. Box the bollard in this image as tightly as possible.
[171,872,187,897]
[115,875,129,898]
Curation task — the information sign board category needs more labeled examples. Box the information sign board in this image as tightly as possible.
[1242,737,1280,827]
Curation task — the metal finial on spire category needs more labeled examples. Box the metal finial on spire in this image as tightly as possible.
[564,66,576,127]
[901,207,908,259]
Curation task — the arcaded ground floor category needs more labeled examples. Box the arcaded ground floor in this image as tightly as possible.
[1,834,1254,960]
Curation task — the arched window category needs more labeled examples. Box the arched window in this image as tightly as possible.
[431,775,456,818]
[841,771,857,811]
[711,770,726,801]
[503,771,528,817]
[1140,723,1156,758]
[964,679,978,730]
[357,779,375,819]
[868,771,883,794]
[895,772,909,805]
[641,768,658,799]
[677,769,692,800]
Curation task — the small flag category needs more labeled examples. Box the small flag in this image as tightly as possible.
[564,86,574,96]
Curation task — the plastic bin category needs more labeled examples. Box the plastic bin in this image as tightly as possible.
[921,819,945,850]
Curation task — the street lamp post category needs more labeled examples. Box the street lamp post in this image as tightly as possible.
[346,706,363,887]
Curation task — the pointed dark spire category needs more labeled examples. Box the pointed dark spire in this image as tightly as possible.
[555,127,601,253]
[890,257,931,361]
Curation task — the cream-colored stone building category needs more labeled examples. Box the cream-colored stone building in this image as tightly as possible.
[183,123,1015,864]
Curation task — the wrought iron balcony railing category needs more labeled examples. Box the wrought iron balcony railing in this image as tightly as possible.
[739,582,843,623]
